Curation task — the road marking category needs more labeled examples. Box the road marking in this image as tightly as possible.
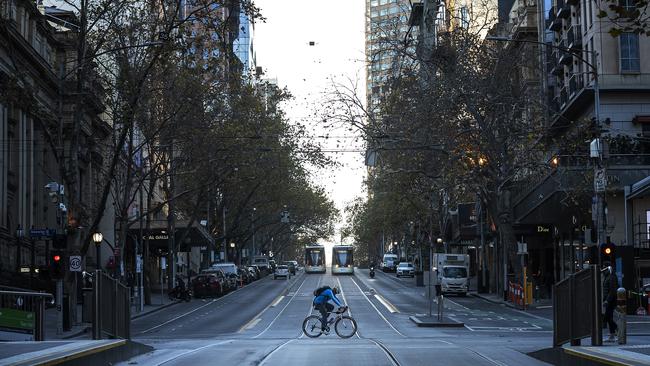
[349,277,406,337]
[367,339,401,366]
[155,340,232,365]
[337,277,361,339]
[374,294,399,313]
[259,339,295,366]
[270,295,285,307]
[244,318,262,330]
[140,299,219,334]
[299,276,321,339]
[253,277,308,338]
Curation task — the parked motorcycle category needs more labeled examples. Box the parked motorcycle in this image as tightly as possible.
[169,277,192,302]
[369,266,375,279]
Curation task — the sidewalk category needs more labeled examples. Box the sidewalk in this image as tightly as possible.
[563,344,650,366]
[470,290,553,311]
[44,291,179,340]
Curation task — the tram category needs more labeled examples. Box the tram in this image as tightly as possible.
[305,245,326,273]
[331,245,354,274]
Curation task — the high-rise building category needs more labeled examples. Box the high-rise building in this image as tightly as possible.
[365,0,414,109]
[233,10,256,75]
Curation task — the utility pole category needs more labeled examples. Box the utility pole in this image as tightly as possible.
[167,140,176,292]
[222,204,227,262]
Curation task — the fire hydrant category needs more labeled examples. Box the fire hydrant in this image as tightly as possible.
[614,287,627,345]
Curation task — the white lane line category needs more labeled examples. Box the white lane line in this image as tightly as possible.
[253,277,308,338]
[237,273,305,333]
[374,294,399,313]
[270,295,285,307]
[299,276,321,339]
[349,277,406,338]
[140,299,218,334]
[156,340,232,365]
[337,277,361,339]
[259,339,295,366]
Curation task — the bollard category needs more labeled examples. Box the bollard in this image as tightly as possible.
[615,287,627,345]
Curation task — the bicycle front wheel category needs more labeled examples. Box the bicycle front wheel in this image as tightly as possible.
[335,315,357,338]
[302,315,323,338]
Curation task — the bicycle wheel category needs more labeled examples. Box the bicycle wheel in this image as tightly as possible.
[302,315,323,338]
[335,315,357,338]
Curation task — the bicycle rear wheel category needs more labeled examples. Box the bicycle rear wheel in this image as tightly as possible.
[335,315,357,338]
[302,315,323,338]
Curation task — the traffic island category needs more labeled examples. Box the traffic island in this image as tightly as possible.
[409,315,465,328]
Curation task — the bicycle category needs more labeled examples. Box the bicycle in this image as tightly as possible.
[302,306,357,338]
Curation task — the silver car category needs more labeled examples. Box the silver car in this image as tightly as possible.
[274,265,290,279]
[396,262,415,278]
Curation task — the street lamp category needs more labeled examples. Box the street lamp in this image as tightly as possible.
[230,242,236,264]
[16,225,24,274]
[92,232,103,270]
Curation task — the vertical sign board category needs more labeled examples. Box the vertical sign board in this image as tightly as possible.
[69,256,82,272]
[0,308,35,341]
[136,255,143,273]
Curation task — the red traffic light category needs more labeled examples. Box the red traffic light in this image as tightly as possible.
[53,255,61,262]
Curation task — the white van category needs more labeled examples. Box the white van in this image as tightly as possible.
[252,256,270,270]
[210,262,238,275]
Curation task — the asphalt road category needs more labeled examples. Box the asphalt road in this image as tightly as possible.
[121,268,572,366]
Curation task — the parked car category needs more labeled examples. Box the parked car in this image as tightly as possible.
[238,267,252,284]
[284,261,296,275]
[396,262,415,278]
[225,272,239,289]
[200,268,230,291]
[192,273,224,298]
[269,259,277,271]
[250,265,263,278]
[274,265,290,280]
[246,266,258,281]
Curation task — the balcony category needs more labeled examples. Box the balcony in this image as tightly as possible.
[559,50,573,65]
[568,73,583,97]
[549,17,562,31]
[557,0,571,18]
[560,87,568,107]
[568,24,582,49]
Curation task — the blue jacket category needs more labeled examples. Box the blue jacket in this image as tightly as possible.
[313,288,342,306]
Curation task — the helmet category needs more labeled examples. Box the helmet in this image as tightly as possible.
[332,287,339,295]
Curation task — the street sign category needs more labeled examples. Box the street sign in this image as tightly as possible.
[69,256,82,272]
[29,228,55,239]
[136,255,142,273]
[594,168,606,193]
[160,257,167,269]
[517,242,528,255]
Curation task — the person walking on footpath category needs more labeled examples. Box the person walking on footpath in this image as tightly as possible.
[602,262,619,342]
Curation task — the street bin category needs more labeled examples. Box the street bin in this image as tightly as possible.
[415,271,424,287]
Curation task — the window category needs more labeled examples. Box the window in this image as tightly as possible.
[459,6,470,28]
[620,33,640,72]
[371,0,378,5]
[620,0,636,12]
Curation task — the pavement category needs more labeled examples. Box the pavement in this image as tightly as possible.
[563,343,650,366]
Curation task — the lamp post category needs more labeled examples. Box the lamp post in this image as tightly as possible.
[16,225,24,276]
[230,242,236,264]
[92,232,103,271]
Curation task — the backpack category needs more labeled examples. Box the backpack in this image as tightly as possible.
[313,286,331,297]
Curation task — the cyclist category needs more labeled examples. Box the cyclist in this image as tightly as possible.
[313,286,347,333]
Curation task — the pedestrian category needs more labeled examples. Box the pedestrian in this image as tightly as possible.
[602,262,619,342]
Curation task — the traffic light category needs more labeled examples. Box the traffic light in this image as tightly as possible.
[600,242,615,262]
[52,234,67,249]
[51,251,64,279]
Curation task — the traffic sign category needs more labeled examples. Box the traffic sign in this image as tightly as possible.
[69,256,82,272]
[136,255,142,273]
[594,169,606,193]
[29,228,55,239]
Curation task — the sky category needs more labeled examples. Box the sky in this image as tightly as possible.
[255,0,368,245]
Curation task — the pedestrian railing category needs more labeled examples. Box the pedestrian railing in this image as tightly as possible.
[92,270,130,339]
[553,265,602,347]
[0,287,53,341]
